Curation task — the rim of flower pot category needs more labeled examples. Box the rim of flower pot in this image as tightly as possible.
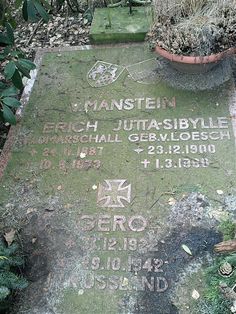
[155,45,236,64]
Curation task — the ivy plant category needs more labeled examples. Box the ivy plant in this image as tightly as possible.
[0,0,50,125]
[0,23,36,124]
[0,240,28,311]
[0,85,21,124]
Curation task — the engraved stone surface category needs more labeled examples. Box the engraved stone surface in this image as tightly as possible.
[87,61,125,87]
[0,45,235,314]
[97,179,131,207]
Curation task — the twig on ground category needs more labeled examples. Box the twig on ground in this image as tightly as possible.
[26,19,43,46]
[214,239,236,253]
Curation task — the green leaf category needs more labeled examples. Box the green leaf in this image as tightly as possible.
[10,49,25,58]
[1,87,18,97]
[40,0,52,10]
[225,254,236,266]
[10,51,19,57]
[3,46,11,55]
[22,0,28,20]
[11,70,23,90]
[2,105,16,125]
[4,61,16,80]
[18,59,36,71]
[6,22,14,44]
[5,9,17,28]
[15,0,24,9]
[15,61,31,79]
[10,51,21,57]
[10,18,17,29]
[56,0,65,5]
[0,271,28,290]
[0,82,7,91]
[0,111,4,122]
[84,8,93,23]
[33,0,49,22]
[3,97,21,108]
[0,33,11,45]
[27,0,39,22]
[0,287,10,301]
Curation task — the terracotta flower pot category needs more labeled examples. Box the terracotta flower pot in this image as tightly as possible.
[155,45,236,74]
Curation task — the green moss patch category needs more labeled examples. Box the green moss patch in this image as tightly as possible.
[89,7,152,43]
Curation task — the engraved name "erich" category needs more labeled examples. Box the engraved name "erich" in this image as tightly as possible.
[78,215,147,232]
[43,121,98,133]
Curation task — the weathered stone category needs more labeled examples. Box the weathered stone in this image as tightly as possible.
[89,7,152,44]
[0,45,235,314]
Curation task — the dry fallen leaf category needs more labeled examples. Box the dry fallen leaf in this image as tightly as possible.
[57,185,62,191]
[181,244,192,256]
[32,237,37,244]
[168,197,176,205]
[78,289,84,295]
[64,203,72,209]
[80,152,86,159]
[208,209,229,221]
[0,256,8,261]
[122,278,129,286]
[4,229,16,246]
[192,289,200,300]
[26,207,37,214]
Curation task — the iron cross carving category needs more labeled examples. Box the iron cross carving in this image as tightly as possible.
[97,179,131,208]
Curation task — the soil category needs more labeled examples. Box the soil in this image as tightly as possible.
[0,122,9,153]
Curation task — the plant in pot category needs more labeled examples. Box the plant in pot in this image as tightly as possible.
[147,0,236,73]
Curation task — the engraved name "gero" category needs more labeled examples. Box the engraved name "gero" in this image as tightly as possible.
[78,215,148,232]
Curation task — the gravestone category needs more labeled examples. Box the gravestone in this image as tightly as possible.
[89,7,152,44]
[0,44,235,314]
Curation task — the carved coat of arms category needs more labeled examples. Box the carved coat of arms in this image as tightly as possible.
[87,61,125,87]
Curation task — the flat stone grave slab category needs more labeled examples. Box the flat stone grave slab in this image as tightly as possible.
[89,7,152,44]
[0,44,236,314]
